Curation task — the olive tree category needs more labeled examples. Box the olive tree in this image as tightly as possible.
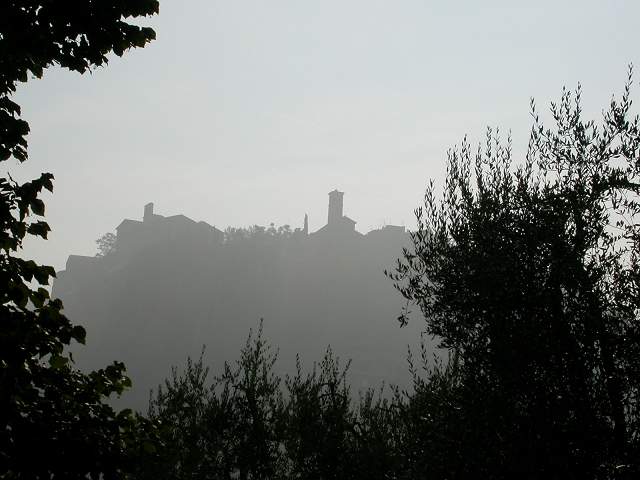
[390,68,640,478]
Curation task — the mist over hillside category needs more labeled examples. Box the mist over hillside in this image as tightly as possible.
[53,190,428,410]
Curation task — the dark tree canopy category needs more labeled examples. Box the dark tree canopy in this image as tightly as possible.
[134,324,401,480]
[390,69,640,478]
[0,0,157,162]
[0,1,158,478]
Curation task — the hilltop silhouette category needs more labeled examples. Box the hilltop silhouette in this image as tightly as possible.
[54,190,426,410]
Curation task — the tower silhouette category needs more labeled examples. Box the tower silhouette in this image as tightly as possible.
[328,189,344,225]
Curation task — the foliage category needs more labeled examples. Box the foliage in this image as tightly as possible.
[132,73,640,479]
[139,323,285,480]
[224,223,295,244]
[0,1,158,478]
[282,351,356,479]
[0,1,158,162]
[136,325,405,480]
[96,232,118,257]
[136,350,229,479]
[390,68,640,478]
[220,322,285,479]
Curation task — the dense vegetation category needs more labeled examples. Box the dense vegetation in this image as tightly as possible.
[2,2,639,479]
[131,322,424,480]
[389,71,640,478]
[0,2,159,478]
[131,74,640,479]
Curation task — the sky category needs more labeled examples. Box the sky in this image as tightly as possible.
[11,0,640,271]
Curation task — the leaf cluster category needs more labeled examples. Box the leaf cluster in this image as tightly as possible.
[223,224,295,244]
[389,66,640,478]
[96,231,117,257]
[0,0,158,162]
[0,2,159,478]
[136,323,405,480]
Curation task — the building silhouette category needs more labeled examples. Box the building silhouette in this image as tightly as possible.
[52,189,422,411]
[312,189,360,238]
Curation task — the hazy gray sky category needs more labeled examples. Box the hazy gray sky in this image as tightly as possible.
[11,0,640,270]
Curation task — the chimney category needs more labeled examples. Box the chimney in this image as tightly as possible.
[328,190,344,225]
[303,213,309,235]
[144,202,154,222]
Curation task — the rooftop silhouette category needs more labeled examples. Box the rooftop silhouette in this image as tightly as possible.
[53,189,424,410]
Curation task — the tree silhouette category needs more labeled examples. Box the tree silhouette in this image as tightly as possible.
[136,324,405,480]
[140,323,286,480]
[390,68,640,478]
[96,232,117,257]
[0,2,158,478]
